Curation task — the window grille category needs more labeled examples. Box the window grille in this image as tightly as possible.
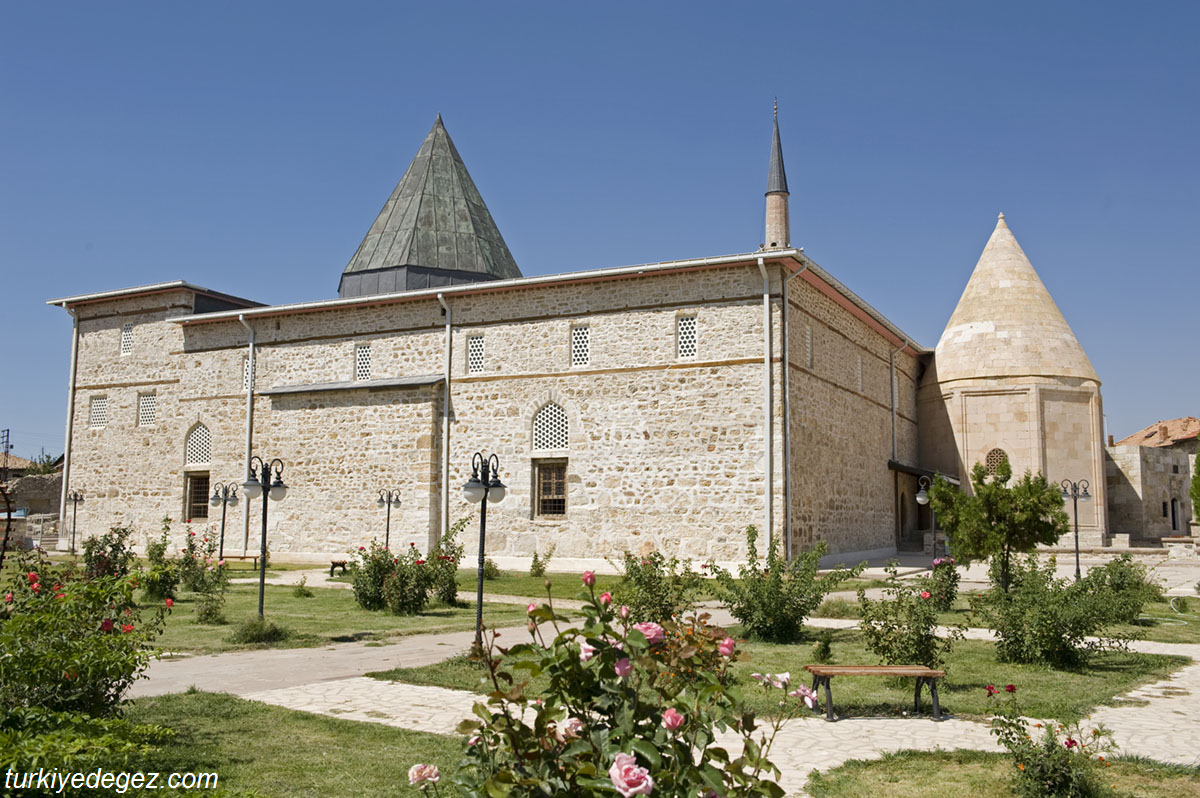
[571,325,590,367]
[533,403,569,450]
[355,344,371,381]
[467,335,485,374]
[185,473,210,521]
[536,461,567,517]
[89,396,108,428]
[805,326,813,368]
[677,315,697,359]
[984,448,1008,476]
[185,424,211,465]
[120,323,133,355]
[137,393,157,426]
[243,357,254,391]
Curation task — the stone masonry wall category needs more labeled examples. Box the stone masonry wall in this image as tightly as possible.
[1106,444,1193,540]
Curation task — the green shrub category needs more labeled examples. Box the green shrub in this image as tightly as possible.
[179,525,226,594]
[195,594,227,625]
[0,552,168,717]
[0,707,173,781]
[612,550,701,624]
[922,555,959,611]
[450,577,794,797]
[859,565,963,669]
[1084,555,1160,623]
[708,527,862,643]
[383,544,432,615]
[976,555,1134,669]
[292,575,314,598]
[350,540,395,611]
[529,543,555,578]
[482,558,502,580]
[82,526,136,580]
[227,617,289,645]
[141,564,180,602]
[811,630,834,663]
[815,598,861,619]
[429,518,467,606]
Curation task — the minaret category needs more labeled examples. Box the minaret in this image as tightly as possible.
[764,101,790,249]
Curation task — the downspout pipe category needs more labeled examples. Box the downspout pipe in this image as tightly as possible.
[58,307,80,528]
[781,263,809,560]
[756,259,773,554]
[238,315,256,556]
[436,294,452,543]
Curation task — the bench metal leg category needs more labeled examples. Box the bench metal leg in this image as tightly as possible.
[822,676,834,722]
[930,679,942,721]
[914,677,924,713]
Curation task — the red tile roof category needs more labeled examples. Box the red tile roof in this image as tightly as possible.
[1114,417,1200,448]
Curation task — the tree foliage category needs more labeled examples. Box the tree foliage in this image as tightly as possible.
[929,460,1068,591]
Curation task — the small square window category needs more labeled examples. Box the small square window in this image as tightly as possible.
[677,315,697,359]
[137,393,157,427]
[571,325,590,367]
[355,344,372,381]
[185,472,210,521]
[120,323,133,355]
[535,460,567,517]
[89,396,108,428]
[467,335,485,374]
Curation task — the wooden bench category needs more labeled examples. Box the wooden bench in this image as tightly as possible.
[221,554,260,571]
[803,664,946,722]
[329,559,348,577]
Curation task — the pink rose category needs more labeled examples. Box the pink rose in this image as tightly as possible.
[26,572,37,583]
[467,735,481,746]
[582,570,595,587]
[614,657,633,678]
[527,602,538,614]
[165,598,174,608]
[632,622,665,645]
[579,641,597,663]
[920,591,931,600]
[556,716,586,742]
[217,559,226,567]
[661,707,685,731]
[599,591,612,605]
[619,605,631,620]
[789,685,818,709]
[3,592,12,603]
[770,672,791,689]
[609,752,653,797]
[718,636,736,657]
[407,763,440,785]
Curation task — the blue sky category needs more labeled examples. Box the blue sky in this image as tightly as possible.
[2,1,1196,460]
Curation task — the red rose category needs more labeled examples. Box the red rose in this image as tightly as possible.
[415,560,426,565]
[165,598,174,608]
[1005,684,1016,693]
[30,583,40,594]
[101,619,114,632]
[121,624,134,633]
[985,684,998,696]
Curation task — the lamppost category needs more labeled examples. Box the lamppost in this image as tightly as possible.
[209,482,240,562]
[1060,479,1090,580]
[66,490,83,555]
[462,452,507,647]
[376,488,402,549]
[242,457,287,618]
[915,476,939,558]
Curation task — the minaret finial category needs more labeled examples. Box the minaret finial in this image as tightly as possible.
[773,97,778,120]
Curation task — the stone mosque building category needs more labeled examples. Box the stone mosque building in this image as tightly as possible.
[47,114,1180,565]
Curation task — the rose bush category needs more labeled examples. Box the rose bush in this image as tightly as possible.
[922,556,959,611]
[858,564,964,670]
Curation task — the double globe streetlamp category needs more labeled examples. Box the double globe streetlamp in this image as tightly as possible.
[463,452,506,646]
[66,490,84,555]
[1060,479,1091,580]
[242,457,287,618]
[915,476,940,559]
[376,488,402,550]
[209,482,239,562]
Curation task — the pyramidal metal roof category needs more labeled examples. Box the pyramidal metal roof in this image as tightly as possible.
[934,213,1098,384]
[342,115,522,280]
[766,115,788,195]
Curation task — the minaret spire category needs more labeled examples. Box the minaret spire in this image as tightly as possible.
[764,103,790,249]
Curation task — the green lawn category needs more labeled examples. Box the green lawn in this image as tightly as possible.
[152,583,530,654]
[805,749,1200,798]
[128,691,460,797]
[372,626,1187,723]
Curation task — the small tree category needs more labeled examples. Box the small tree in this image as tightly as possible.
[929,460,1068,592]
[1190,456,1200,531]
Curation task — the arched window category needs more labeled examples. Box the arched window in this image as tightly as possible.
[984,448,1009,477]
[532,403,568,451]
[185,424,212,465]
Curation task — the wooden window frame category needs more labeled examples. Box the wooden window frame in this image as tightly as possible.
[534,459,567,518]
[185,472,210,522]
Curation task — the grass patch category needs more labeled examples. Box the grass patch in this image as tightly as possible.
[127,691,460,797]
[805,749,1200,798]
[152,583,530,654]
[375,627,1188,723]
[454,569,621,600]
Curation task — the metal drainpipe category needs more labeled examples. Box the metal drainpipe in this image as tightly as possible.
[238,315,256,556]
[436,294,452,543]
[58,307,80,527]
[756,259,773,553]
[781,263,809,560]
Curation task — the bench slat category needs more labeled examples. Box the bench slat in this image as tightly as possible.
[804,665,945,678]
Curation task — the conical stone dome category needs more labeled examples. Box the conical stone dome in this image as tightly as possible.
[934,214,1098,384]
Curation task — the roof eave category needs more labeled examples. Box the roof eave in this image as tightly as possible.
[48,281,264,310]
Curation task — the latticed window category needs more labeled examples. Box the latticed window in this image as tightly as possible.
[355,344,372,381]
[984,448,1009,476]
[677,315,697,359]
[532,403,568,451]
[185,473,210,521]
[571,325,590,367]
[185,424,212,465]
[120,323,133,356]
[88,396,108,428]
[137,393,157,427]
[467,335,485,374]
[535,461,567,517]
[243,357,254,391]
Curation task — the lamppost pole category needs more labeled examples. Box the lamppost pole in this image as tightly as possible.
[243,457,287,619]
[1060,479,1090,580]
[463,452,507,648]
[915,476,938,559]
[66,490,83,555]
[210,482,239,562]
[376,488,401,550]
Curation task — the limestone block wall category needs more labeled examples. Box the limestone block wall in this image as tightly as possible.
[785,275,919,556]
[1106,444,1193,539]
